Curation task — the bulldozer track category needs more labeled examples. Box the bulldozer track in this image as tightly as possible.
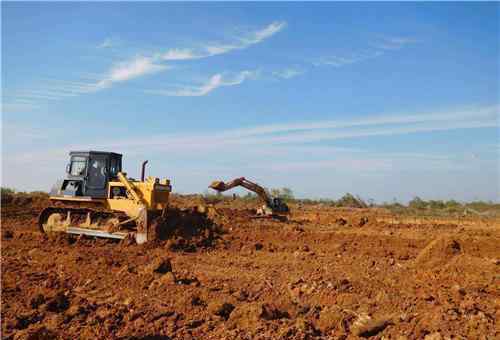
[38,205,129,234]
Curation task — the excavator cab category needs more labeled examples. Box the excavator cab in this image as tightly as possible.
[271,197,289,213]
[51,151,122,198]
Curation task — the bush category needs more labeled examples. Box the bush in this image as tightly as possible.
[1,187,15,204]
[1,187,15,196]
[1,187,49,206]
[270,187,294,201]
[336,193,367,208]
[408,197,427,210]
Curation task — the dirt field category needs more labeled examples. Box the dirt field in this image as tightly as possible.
[2,196,499,339]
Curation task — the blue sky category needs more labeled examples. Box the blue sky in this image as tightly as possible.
[2,2,499,202]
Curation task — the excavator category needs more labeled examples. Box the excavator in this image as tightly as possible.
[38,151,171,244]
[209,177,290,218]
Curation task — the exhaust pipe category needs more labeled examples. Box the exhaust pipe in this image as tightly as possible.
[141,160,148,181]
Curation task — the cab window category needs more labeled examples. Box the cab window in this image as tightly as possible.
[70,156,87,176]
[110,158,121,177]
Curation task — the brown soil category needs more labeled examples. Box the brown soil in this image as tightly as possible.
[1,197,499,339]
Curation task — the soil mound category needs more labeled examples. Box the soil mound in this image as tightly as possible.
[156,207,225,251]
[414,236,462,268]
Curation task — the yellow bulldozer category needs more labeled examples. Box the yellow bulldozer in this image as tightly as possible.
[38,151,171,244]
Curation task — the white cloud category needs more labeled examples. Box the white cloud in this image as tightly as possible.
[272,68,305,79]
[315,36,417,68]
[241,21,287,44]
[160,21,287,61]
[204,44,237,56]
[223,105,498,137]
[314,50,384,67]
[14,104,495,159]
[3,57,170,104]
[148,70,257,96]
[2,79,109,105]
[6,21,286,102]
[159,48,199,61]
[98,38,115,49]
[96,56,169,89]
[373,36,418,50]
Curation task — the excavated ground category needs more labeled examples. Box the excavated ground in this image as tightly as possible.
[1,196,499,339]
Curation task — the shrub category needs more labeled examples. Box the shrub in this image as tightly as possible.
[336,193,367,208]
[270,187,295,201]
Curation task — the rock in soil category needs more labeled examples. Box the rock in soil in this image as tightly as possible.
[208,301,235,320]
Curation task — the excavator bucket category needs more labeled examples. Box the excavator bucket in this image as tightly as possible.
[209,181,226,191]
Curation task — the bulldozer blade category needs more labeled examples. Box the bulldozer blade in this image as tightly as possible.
[66,227,128,240]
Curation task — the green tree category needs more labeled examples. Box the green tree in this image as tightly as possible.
[337,193,367,208]
[270,187,294,201]
[408,196,427,210]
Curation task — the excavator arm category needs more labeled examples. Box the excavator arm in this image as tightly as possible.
[209,177,273,207]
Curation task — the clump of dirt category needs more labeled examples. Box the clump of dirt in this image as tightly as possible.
[142,256,173,275]
[45,292,70,313]
[3,230,14,240]
[208,301,235,320]
[316,306,344,333]
[414,236,462,268]
[227,302,292,330]
[350,313,393,337]
[335,217,348,226]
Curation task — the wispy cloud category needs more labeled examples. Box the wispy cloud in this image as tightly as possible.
[160,21,287,61]
[95,56,169,89]
[314,50,384,67]
[372,36,418,50]
[160,48,199,61]
[93,21,285,90]
[272,67,305,79]
[98,38,115,49]
[14,104,494,160]
[5,21,286,103]
[315,35,417,68]
[148,70,258,96]
[223,105,498,137]
[2,79,105,109]
[133,104,497,150]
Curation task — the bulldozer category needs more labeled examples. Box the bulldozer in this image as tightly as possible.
[209,177,289,218]
[38,151,171,244]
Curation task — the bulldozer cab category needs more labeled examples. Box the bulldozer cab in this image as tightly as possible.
[53,151,123,198]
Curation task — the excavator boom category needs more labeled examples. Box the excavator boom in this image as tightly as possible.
[210,177,271,206]
[209,177,289,217]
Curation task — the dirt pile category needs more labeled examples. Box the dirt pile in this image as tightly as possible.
[414,236,462,268]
